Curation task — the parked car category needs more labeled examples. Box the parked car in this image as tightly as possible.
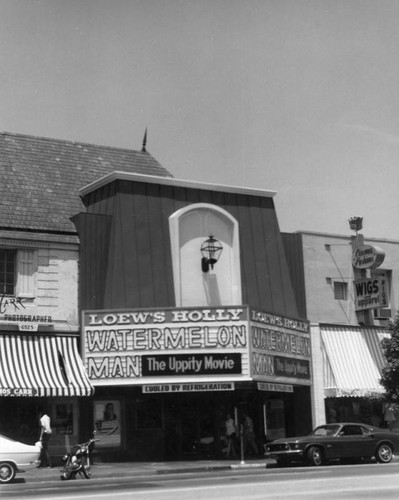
[0,434,41,483]
[265,422,399,467]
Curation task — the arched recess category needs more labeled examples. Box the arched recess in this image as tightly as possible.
[169,203,242,307]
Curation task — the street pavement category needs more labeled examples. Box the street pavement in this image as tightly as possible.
[24,455,399,483]
[24,456,271,483]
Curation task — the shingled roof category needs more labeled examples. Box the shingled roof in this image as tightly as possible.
[0,132,173,235]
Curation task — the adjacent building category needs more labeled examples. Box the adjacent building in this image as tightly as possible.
[0,132,171,458]
[283,230,399,430]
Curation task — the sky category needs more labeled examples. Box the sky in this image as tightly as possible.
[1,0,399,239]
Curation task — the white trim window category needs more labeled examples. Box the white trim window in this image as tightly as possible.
[16,249,37,298]
[333,281,348,301]
[0,249,16,296]
[0,248,36,297]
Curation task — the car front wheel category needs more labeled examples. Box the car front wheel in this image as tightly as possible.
[0,462,16,484]
[307,446,324,466]
[376,443,393,463]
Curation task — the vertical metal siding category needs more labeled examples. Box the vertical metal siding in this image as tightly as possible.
[72,212,113,310]
[281,233,307,319]
[80,180,300,317]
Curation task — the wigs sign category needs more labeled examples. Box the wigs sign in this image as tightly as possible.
[354,277,389,311]
[83,307,249,386]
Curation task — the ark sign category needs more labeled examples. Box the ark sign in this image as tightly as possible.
[352,244,385,269]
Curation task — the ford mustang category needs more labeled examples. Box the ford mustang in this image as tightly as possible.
[0,434,41,483]
[264,422,399,467]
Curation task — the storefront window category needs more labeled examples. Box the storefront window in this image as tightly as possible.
[266,399,286,440]
[325,398,385,428]
[53,403,73,435]
[137,399,162,429]
[94,400,121,448]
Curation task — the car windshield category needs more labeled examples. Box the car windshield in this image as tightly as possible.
[311,425,340,436]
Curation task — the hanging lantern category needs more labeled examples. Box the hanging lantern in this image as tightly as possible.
[200,235,223,273]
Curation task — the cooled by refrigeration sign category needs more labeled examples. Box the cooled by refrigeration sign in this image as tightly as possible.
[143,382,235,393]
[83,307,249,385]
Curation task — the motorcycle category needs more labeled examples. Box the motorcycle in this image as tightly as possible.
[60,432,97,480]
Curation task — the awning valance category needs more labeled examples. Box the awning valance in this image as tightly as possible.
[321,326,388,398]
[0,335,94,397]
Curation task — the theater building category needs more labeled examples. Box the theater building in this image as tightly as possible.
[73,172,312,460]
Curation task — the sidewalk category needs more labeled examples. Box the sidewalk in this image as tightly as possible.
[24,457,271,483]
[23,454,399,483]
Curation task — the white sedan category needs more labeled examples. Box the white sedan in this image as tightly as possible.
[0,434,41,483]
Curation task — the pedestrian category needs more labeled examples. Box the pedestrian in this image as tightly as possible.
[38,409,52,468]
[225,414,237,458]
[242,413,258,456]
[384,402,396,431]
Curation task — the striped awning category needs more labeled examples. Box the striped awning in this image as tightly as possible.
[321,326,388,398]
[0,335,94,397]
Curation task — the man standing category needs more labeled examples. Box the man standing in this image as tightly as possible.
[225,414,237,458]
[38,409,52,468]
[242,413,258,456]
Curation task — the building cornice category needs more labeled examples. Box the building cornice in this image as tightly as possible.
[0,230,79,247]
[290,230,399,245]
[79,171,277,199]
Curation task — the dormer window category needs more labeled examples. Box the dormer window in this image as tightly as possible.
[169,203,242,307]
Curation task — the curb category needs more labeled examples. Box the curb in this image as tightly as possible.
[156,465,233,475]
[156,462,267,475]
[22,460,269,482]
